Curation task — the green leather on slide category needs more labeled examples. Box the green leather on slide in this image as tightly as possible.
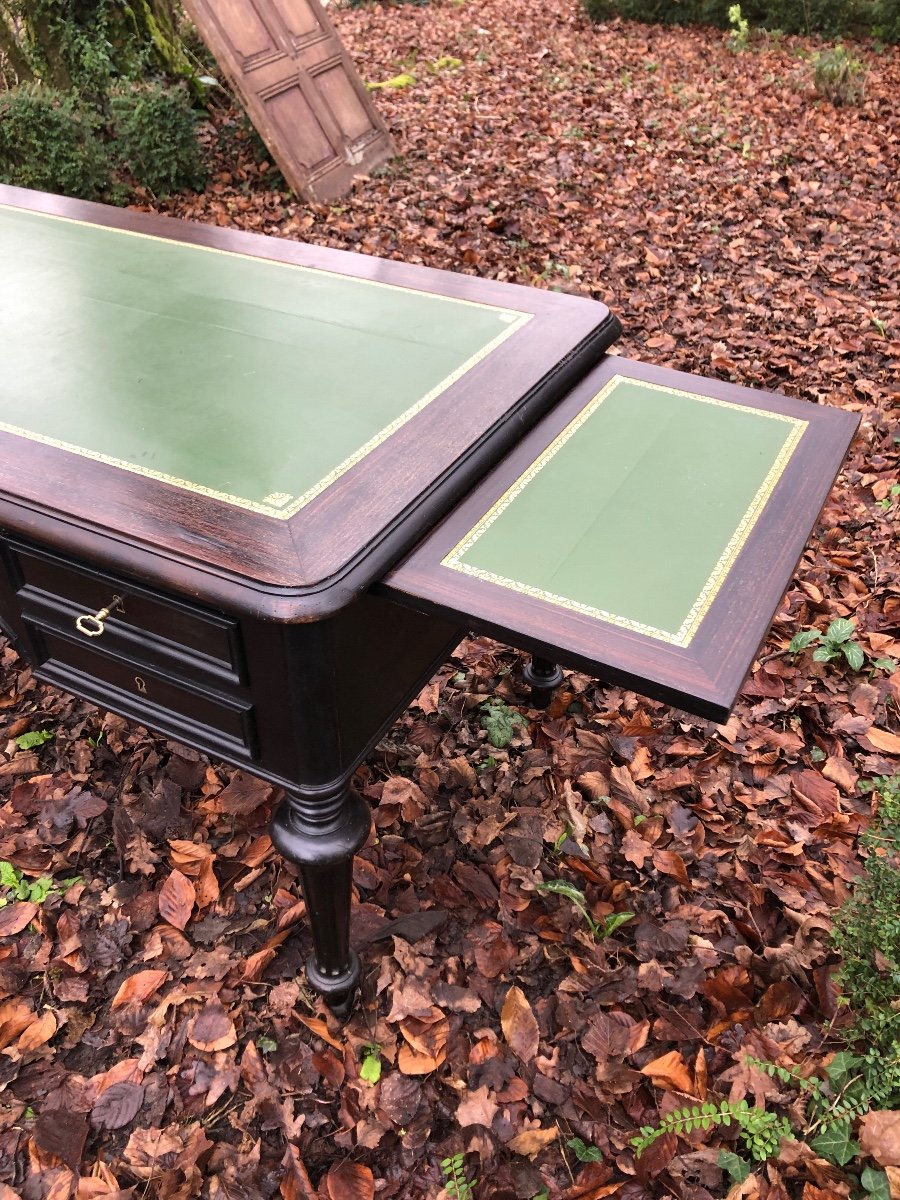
[0,206,528,516]
[446,376,806,644]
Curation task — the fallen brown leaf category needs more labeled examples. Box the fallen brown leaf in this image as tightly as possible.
[507,1126,558,1157]
[324,1162,375,1200]
[860,1110,900,1166]
[500,985,540,1062]
[158,868,195,931]
[0,900,38,937]
[111,969,169,1010]
[188,998,236,1052]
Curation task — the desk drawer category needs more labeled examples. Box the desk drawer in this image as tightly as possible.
[28,622,257,759]
[7,541,244,690]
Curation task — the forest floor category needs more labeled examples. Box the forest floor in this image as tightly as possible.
[1,0,899,1197]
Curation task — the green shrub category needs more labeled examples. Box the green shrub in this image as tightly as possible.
[871,0,900,40]
[813,45,866,103]
[0,85,109,199]
[581,0,897,42]
[109,82,205,195]
[832,775,900,1057]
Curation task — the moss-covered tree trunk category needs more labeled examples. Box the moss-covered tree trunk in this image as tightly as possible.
[0,11,35,84]
[1,1,196,92]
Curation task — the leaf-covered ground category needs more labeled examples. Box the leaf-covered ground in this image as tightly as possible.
[1,1,899,1196]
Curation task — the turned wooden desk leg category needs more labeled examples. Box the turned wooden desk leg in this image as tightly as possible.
[523,655,564,709]
[270,780,371,1019]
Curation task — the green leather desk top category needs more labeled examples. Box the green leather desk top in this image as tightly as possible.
[444,375,806,646]
[0,205,530,518]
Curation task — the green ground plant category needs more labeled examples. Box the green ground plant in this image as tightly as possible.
[0,861,79,907]
[0,86,109,198]
[15,728,54,750]
[480,698,525,748]
[728,4,751,49]
[535,878,633,940]
[441,1152,476,1200]
[632,1099,794,1162]
[833,774,900,1055]
[359,1043,383,1084]
[790,617,869,671]
[813,44,867,104]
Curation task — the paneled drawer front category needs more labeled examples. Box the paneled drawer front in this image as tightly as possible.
[8,540,245,689]
[28,622,257,760]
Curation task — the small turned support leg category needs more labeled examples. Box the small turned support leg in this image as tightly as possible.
[270,780,371,1019]
[523,655,564,709]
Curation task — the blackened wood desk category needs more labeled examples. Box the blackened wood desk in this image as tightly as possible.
[0,185,857,1016]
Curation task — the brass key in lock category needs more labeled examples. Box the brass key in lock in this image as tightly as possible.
[75,595,124,638]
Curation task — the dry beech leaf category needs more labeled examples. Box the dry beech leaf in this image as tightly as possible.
[324,1162,375,1200]
[17,1008,57,1053]
[0,1000,34,1052]
[398,1043,445,1075]
[867,728,900,755]
[860,1110,900,1166]
[215,771,273,815]
[501,985,540,1062]
[507,1126,558,1157]
[167,839,213,874]
[91,1081,145,1131]
[294,1014,344,1052]
[652,849,690,886]
[639,1050,694,1094]
[195,856,220,908]
[188,998,236,1052]
[158,869,195,931]
[111,969,169,1011]
[0,901,39,937]
[282,1144,318,1200]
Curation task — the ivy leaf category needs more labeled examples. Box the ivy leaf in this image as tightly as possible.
[860,1168,890,1200]
[825,1051,860,1089]
[872,657,897,672]
[809,1119,859,1166]
[717,1150,752,1183]
[826,617,856,644]
[566,1136,602,1162]
[842,641,865,671]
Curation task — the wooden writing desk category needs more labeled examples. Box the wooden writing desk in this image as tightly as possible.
[0,185,857,1015]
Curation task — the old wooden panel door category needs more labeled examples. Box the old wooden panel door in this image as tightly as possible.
[183,0,394,202]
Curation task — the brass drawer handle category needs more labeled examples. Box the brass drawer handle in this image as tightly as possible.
[75,596,123,638]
